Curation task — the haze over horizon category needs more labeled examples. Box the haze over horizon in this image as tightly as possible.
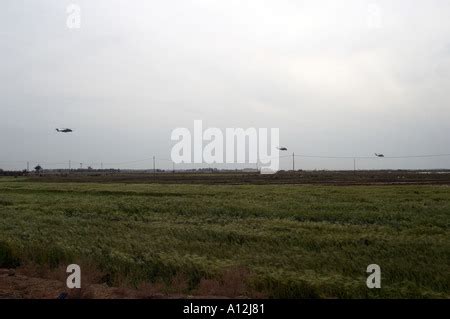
[1,0,450,170]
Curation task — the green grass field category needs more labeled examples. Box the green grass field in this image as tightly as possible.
[0,177,449,298]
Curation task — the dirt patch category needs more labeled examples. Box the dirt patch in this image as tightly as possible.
[0,267,255,299]
[0,268,167,299]
[19,170,450,186]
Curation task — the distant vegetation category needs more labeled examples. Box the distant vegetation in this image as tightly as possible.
[0,178,449,298]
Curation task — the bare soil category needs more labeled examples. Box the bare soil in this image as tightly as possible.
[0,268,168,299]
[19,170,450,186]
[0,268,243,299]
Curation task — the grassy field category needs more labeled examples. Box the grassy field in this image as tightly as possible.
[0,177,449,298]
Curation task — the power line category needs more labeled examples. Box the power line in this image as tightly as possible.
[292,153,450,159]
[383,154,450,159]
[1,153,450,170]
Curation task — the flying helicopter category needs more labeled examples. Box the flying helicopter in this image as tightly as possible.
[56,128,73,133]
[374,153,385,158]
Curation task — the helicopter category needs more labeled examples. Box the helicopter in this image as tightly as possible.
[277,146,288,151]
[374,153,385,158]
[56,128,73,133]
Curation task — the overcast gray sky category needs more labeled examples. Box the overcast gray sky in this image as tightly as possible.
[1,0,450,170]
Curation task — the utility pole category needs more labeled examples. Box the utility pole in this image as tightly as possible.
[68,160,71,173]
[153,156,156,175]
[353,158,356,172]
[27,162,29,172]
[292,153,295,171]
[172,162,175,173]
[101,162,103,170]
